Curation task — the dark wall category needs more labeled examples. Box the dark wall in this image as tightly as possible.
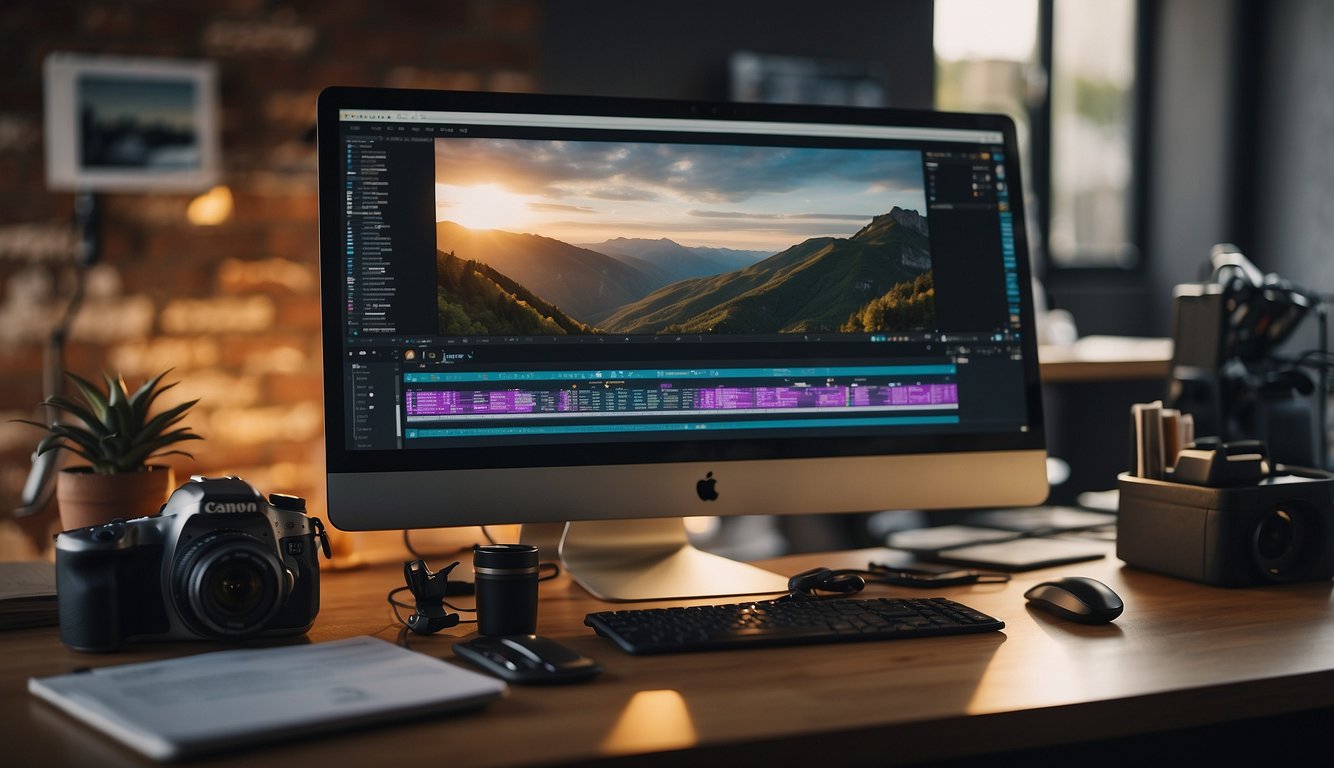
[1253,1,1334,299]
[540,0,936,107]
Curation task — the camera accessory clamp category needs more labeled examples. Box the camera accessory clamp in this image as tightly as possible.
[402,559,462,635]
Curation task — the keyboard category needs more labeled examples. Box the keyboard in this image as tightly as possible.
[584,596,1004,655]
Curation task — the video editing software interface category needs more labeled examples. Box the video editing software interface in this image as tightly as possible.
[333,102,1035,466]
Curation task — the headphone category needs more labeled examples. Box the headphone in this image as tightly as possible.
[787,564,1011,599]
[788,567,867,597]
[402,559,462,634]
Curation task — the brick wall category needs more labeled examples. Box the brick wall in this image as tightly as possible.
[0,1,541,559]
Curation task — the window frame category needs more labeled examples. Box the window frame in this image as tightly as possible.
[1031,0,1154,280]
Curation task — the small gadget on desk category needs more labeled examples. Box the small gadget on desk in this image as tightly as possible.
[1118,433,1334,586]
[403,558,463,635]
[1023,576,1124,624]
[453,634,602,684]
[473,544,540,636]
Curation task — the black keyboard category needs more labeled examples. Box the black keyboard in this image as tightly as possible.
[584,596,1004,655]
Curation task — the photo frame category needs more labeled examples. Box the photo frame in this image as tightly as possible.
[44,52,220,192]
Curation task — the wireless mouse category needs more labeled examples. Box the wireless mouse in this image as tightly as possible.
[453,634,603,684]
[1023,576,1124,624]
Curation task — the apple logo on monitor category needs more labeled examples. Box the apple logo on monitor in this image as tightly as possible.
[696,472,719,501]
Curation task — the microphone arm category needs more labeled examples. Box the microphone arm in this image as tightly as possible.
[15,191,98,518]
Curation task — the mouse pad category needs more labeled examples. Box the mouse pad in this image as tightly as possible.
[924,537,1106,571]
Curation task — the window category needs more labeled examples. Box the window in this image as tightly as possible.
[936,0,1141,270]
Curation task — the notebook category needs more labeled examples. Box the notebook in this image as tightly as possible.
[29,636,506,761]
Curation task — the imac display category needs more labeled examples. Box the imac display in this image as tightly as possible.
[316,88,1048,600]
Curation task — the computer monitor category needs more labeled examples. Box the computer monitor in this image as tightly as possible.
[316,87,1048,601]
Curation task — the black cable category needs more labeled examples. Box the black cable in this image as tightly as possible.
[401,528,562,582]
[401,529,475,560]
[399,524,510,558]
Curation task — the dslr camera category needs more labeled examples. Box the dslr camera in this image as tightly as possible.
[55,476,331,652]
[1118,440,1334,586]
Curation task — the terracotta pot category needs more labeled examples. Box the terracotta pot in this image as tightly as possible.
[55,465,176,531]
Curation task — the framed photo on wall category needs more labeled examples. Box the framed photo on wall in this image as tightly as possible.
[44,52,220,192]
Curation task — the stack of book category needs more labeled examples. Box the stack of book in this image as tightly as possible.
[0,561,58,630]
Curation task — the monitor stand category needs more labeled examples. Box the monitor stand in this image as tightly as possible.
[521,518,790,602]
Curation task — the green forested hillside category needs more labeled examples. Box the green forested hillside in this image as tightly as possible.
[436,249,593,336]
[841,271,935,332]
[599,208,932,334]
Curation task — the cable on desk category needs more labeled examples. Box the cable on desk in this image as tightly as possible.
[400,528,563,584]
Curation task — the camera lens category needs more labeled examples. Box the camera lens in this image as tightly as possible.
[210,561,266,614]
[1256,510,1294,560]
[173,531,285,637]
[1251,505,1307,579]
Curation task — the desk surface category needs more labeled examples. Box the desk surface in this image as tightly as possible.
[1039,335,1172,383]
[6,540,1334,767]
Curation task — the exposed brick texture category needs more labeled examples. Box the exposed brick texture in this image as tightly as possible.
[0,0,541,560]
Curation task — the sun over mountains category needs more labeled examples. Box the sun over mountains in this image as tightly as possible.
[434,207,934,337]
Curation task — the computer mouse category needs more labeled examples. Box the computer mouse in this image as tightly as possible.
[1023,576,1124,624]
[453,634,603,684]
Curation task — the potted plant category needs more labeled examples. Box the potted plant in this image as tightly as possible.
[19,369,202,531]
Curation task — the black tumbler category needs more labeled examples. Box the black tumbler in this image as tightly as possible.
[473,544,540,636]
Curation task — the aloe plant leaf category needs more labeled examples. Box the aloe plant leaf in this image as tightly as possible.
[31,369,202,473]
[135,428,204,453]
[34,430,99,466]
[45,421,104,443]
[43,394,111,438]
[130,401,201,447]
[144,448,197,463]
[129,370,173,422]
[101,372,128,413]
[121,433,202,468]
[65,371,109,422]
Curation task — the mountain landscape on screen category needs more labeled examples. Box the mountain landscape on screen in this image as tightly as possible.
[435,206,933,336]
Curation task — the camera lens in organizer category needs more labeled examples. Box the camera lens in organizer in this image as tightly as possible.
[473,544,540,636]
[1252,504,1310,577]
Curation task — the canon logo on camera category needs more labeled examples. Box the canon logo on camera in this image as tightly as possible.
[203,501,260,514]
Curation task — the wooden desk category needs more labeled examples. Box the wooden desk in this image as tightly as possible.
[1038,335,1173,383]
[5,542,1334,767]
